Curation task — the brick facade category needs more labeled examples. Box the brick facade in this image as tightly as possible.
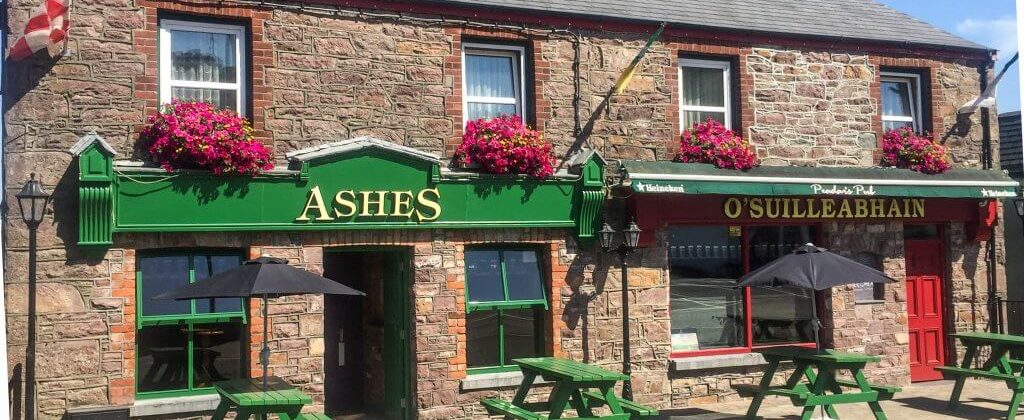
[3,0,1002,418]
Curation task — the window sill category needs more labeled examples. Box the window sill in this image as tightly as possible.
[670,352,768,372]
[461,370,549,391]
[131,394,221,417]
[855,299,887,305]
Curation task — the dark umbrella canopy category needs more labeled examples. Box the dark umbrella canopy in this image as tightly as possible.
[737,244,895,290]
[154,256,365,299]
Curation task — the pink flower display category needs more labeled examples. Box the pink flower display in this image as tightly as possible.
[880,127,950,174]
[676,117,758,170]
[455,115,554,178]
[140,101,274,176]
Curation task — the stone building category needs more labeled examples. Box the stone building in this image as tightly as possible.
[2,0,1016,418]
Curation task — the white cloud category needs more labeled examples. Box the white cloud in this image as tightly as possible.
[956,16,1018,58]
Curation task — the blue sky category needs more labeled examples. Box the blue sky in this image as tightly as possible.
[879,0,1019,112]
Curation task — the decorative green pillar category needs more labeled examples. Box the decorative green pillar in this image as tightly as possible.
[70,132,116,247]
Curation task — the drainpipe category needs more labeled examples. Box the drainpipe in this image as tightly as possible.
[979,56,1000,333]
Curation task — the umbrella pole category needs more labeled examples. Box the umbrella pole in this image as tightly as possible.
[261,294,270,391]
[812,291,820,354]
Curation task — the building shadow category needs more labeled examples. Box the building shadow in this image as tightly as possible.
[893,396,1007,420]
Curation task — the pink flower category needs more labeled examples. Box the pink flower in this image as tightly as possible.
[880,128,949,174]
[455,115,554,178]
[139,101,273,176]
[676,118,758,170]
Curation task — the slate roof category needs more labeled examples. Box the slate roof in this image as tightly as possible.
[432,0,988,52]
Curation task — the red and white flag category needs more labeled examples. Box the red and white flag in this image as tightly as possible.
[7,0,70,61]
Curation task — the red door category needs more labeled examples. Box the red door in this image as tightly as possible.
[905,239,946,382]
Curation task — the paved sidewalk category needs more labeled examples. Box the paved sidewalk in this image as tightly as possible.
[660,380,1015,419]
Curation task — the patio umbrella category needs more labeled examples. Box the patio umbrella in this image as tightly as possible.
[155,256,365,389]
[736,243,895,352]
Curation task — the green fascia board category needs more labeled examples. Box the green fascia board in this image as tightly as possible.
[620,160,1019,198]
[76,140,606,245]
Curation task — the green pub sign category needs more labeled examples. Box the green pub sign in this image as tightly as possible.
[71,136,606,246]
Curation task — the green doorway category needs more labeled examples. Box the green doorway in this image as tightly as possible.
[323,248,412,419]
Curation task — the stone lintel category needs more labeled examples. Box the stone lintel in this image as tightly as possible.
[460,370,550,391]
[670,353,768,372]
[129,394,221,417]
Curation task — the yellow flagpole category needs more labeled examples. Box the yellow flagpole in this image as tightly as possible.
[613,22,667,94]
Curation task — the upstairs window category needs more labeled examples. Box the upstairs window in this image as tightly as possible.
[464,249,547,373]
[679,58,732,130]
[462,43,526,123]
[881,72,922,132]
[159,20,246,113]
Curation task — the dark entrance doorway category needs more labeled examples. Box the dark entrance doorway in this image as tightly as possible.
[904,224,946,382]
[323,249,412,419]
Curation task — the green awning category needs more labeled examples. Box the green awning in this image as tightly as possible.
[619,161,1019,198]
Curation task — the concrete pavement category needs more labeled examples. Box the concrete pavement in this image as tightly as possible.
[660,380,1016,419]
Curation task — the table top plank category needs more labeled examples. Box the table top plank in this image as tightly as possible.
[951,332,1024,347]
[213,377,312,407]
[514,357,628,382]
[757,346,880,364]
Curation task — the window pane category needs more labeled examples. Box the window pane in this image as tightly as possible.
[171,29,237,83]
[883,120,913,132]
[881,80,913,118]
[683,111,726,131]
[194,255,244,314]
[466,310,500,368]
[465,53,516,98]
[140,255,191,317]
[668,226,745,351]
[748,226,816,345]
[504,251,545,301]
[466,250,504,303]
[193,322,245,388]
[503,308,542,365]
[850,253,884,302]
[680,66,725,107]
[467,103,518,121]
[171,87,237,111]
[137,325,189,392]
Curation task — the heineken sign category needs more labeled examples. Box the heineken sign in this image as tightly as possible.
[723,197,926,220]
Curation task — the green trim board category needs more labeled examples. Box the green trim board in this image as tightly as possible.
[71,135,606,246]
[619,160,1019,198]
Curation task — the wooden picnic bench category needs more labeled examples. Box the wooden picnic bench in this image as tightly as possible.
[211,376,327,420]
[733,346,900,420]
[937,332,1024,420]
[481,357,658,419]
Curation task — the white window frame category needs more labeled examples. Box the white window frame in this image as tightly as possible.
[159,19,247,115]
[880,72,923,132]
[461,43,527,126]
[678,58,732,130]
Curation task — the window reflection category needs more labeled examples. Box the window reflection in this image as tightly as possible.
[748,226,816,345]
[669,226,745,351]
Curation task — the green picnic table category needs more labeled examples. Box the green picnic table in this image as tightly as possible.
[733,346,900,420]
[937,332,1024,420]
[210,377,328,420]
[480,357,658,419]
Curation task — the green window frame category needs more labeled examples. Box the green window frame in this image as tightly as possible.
[135,250,248,399]
[465,248,549,374]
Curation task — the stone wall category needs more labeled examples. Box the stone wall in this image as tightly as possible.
[822,222,910,385]
[2,0,1002,418]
